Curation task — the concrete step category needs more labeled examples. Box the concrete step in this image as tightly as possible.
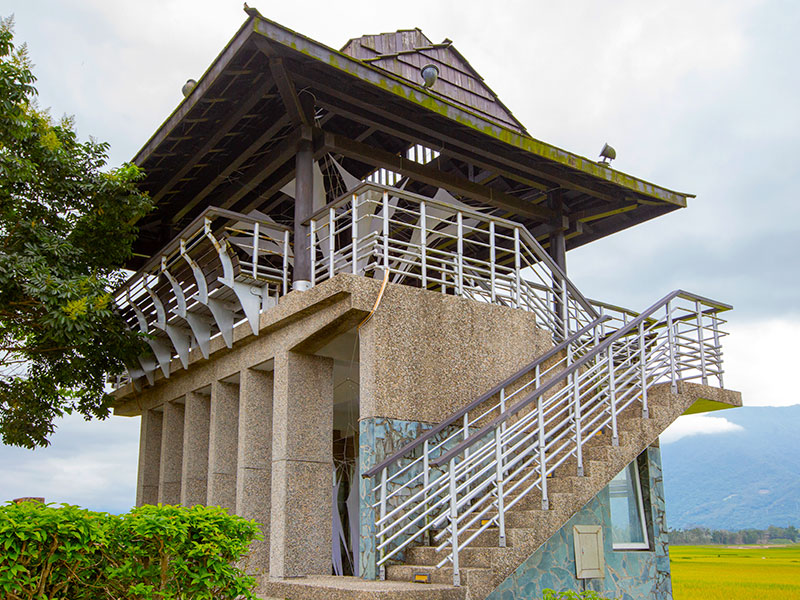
[386,564,493,588]
[406,545,501,568]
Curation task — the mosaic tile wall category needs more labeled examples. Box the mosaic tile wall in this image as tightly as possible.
[358,416,429,580]
[486,446,672,600]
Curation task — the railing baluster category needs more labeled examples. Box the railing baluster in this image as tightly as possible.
[252,221,259,279]
[420,201,427,289]
[379,467,388,580]
[352,194,359,275]
[489,221,496,303]
[448,458,460,586]
[514,227,521,309]
[310,218,316,287]
[666,300,678,393]
[328,206,335,279]
[457,211,464,296]
[282,230,289,296]
[640,320,649,418]
[712,312,724,388]
[494,427,506,547]
[696,300,708,385]
[383,191,390,276]
[573,370,583,477]
[608,350,619,446]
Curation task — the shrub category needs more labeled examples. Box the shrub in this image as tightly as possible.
[0,501,261,600]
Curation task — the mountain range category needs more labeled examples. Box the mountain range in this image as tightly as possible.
[659,404,800,531]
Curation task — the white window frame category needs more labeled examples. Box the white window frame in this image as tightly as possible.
[611,460,650,551]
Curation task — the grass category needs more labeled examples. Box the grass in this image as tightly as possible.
[670,544,800,600]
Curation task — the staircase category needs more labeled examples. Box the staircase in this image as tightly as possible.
[364,289,736,600]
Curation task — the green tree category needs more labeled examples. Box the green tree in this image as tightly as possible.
[0,17,152,448]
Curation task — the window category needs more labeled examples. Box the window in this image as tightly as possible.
[609,460,649,550]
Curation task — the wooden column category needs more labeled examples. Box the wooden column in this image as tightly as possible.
[293,135,314,291]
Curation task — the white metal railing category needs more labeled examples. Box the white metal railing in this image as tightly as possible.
[113,206,291,385]
[306,182,598,341]
[365,290,730,585]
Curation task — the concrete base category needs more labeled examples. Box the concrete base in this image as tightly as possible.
[258,575,464,600]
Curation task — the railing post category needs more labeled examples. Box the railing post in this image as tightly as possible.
[513,227,521,309]
[378,467,388,580]
[448,457,460,587]
[282,230,289,296]
[463,413,470,461]
[328,207,335,279]
[489,221,496,303]
[640,321,649,419]
[422,439,430,529]
[494,427,506,547]
[457,211,464,296]
[573,371,583,477]
[252,221,260,279]
[383,191,390,277]
[696,300,708,385]
[538,392,549,510]
[666,300,678,394]
[608,350,619,447]
[352,194,359,275]
[712,312,724,388]
[420,201,428,289]
[310,218,317,287]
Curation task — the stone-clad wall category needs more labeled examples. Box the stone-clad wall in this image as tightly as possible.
[486,446,672,600]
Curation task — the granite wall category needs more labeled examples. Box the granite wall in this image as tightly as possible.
[486,446,672,600]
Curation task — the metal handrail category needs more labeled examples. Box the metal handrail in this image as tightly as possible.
[366,287,730,585]
[362,314,611,479]
[307,182,599,321]
[432,289,731,467]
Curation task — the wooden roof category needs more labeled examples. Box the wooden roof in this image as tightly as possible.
[341,29,527,134]
[127,9,692,268]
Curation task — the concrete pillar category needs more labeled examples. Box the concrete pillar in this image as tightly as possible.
[236,368,274,576]
[136,408,163,506]
[207,380,240,511]
[269,351,334,578]
[181,391,211,506]
[158,400,185,505]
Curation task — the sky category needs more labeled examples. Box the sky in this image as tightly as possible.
[1,0,797,512]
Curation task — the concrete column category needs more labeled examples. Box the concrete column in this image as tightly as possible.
[181,391,211,506]
[269,351,334,578]
[158,400,185,505]
[207,380,240,511]
[136,408,163,506]
[236,368,274,576]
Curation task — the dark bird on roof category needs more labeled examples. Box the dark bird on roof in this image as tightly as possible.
[244,3,260,17]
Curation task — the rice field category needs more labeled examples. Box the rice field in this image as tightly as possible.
[670,545,800,600]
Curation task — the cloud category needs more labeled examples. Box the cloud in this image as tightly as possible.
[0,413,139,513]
[661,414,744,444]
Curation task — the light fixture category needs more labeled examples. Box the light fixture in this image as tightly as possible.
[598,142,616,165]
[182,79,197,97]
[421,64,439,88]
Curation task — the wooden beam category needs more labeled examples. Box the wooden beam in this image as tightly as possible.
[212,128,303,212]
[253,37,312,128]
[170,114,291,224]
[570,202,639,223]
[151,76,275,205]
[322,131,553,221]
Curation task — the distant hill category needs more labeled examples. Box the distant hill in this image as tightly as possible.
[660,405,800,531]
